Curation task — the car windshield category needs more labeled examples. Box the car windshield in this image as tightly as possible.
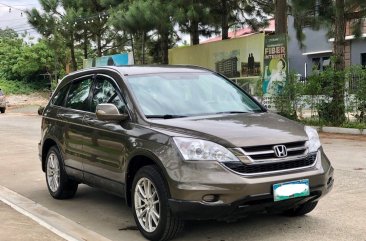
[126,72,263,118]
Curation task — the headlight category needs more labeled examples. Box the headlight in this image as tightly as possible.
[305,126,321,153]
[173,137,239,162]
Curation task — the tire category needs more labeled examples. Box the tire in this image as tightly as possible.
[0,108,5,113]
[283,201,318,217]
[45,146,78,199]
[132,165,184,241]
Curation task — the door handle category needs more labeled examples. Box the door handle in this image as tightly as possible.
[83,117,95,125]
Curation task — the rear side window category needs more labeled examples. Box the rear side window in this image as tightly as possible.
[65,77,92,111]
[52,84,70,106]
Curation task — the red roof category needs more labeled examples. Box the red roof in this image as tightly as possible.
[201,19,275,44]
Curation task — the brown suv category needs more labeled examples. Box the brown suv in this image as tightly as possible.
[39,66,334,241]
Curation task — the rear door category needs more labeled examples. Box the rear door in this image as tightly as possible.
[60,75,94,177]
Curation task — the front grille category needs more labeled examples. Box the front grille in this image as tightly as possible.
[223,154,317,174]
[241,141,307,160]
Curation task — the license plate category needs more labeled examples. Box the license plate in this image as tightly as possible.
[273,179,310,202]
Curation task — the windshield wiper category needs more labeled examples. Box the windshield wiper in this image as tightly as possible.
[146,114,188,119]
[215,111,249,114]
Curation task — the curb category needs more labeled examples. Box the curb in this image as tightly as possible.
[310,126,366,135]
[0,185,113,241]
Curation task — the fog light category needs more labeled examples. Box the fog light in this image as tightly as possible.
[202,194,218,202]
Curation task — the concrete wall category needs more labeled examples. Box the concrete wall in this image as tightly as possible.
[287,16,332,76]
[351,39,366,65]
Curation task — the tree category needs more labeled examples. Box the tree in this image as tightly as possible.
[274,0,287,34]
[209,0,273,40]
[291,0,366,125]
[26,0,82,71]
[0,28,58,81]
[176,0,215,45]
[112,0,156,64]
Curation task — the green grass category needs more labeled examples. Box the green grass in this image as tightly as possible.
[0,79,49,95]
[299,117,366,129]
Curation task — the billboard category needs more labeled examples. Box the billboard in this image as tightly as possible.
[169,33,265,79]
[83,52,134,69]
[262,34,288,96]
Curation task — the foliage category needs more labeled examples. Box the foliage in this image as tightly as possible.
[0,79,47,94]
[290,0,366,124]
[273,72,305,120]
[346,66,366,122]
[0,29,56,82]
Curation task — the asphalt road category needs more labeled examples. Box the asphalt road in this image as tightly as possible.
[0,109,366,241]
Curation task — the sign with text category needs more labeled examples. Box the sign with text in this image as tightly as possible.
[262,34,288,109]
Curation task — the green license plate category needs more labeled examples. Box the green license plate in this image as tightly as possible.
[273,179,310,202]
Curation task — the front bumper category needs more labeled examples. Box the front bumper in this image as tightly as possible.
[166,150,334,220]
[169,178,333,220]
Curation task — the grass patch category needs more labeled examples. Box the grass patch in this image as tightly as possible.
[340,122,366,130]
[299,117,366,129]
[0,79,49,95]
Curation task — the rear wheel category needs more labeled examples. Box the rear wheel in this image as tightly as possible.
[132,165,184,241]
[45,146,78,199]
[0,108,5,113]
[283,201,318,216]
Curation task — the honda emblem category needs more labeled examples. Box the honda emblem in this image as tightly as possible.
[273,145,287,158]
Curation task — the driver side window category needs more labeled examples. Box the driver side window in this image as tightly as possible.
[91,76,126,113]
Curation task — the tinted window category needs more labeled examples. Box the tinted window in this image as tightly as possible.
[91,76,126,113]
[65,77,92,111]
[52,83,70,106]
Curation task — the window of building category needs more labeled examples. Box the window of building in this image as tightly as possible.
[361,53,366,69]
[312,56,330,72]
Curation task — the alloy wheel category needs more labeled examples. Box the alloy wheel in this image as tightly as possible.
[134,177,160,232]
[46,152,60,192]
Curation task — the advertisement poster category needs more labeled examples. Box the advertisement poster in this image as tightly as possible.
[262,34,288,108]
[83,52,134,69]
[169,33,264,79]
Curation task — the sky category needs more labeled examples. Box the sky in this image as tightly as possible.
[0,0,198,46]
[0,0,41,37]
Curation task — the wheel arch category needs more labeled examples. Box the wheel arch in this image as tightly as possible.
[125,151,170,207]
[41,138,61,172]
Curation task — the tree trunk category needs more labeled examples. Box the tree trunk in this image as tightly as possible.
[83,29,88,59]
[334,0,346,71]
[275,0,287,34]
[141,32,145,64]
[221,0,229,40]
[97,33,102,57]
[130,34,136,64]
[330,0,346,125]
[161,31,169,64]
[190,20,199,45]
[70,33,77,71]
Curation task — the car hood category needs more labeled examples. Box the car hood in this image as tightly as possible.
[149,112,308,147]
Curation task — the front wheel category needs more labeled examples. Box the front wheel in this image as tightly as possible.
[45,146,78,199]
[132,165,184,241]
[283,201,318,216]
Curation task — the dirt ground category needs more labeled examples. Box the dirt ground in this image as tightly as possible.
[319,132,366,142]
[6,93,49,109]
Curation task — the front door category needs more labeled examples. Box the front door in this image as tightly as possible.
[82,74,129,194]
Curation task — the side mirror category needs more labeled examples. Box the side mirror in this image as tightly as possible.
[96,103,129,121]
[38,106,45,116]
